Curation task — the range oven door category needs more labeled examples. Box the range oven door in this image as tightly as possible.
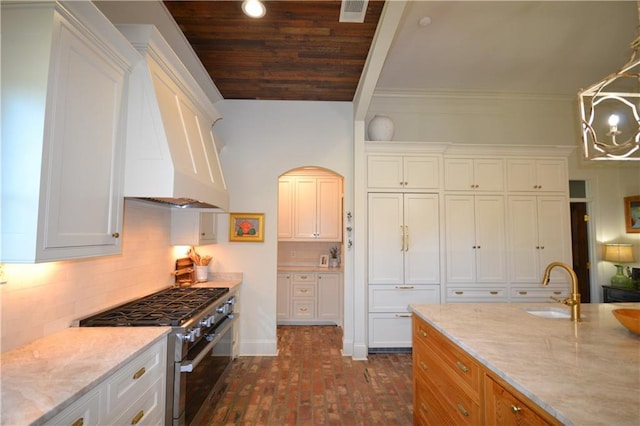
[174,314,237,425]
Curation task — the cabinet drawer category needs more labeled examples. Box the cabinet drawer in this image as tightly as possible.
[369,285,440,312]
[414,343,481,424]
[510,287,568,302]
[414,372,455,425]
[293,273,316,282]
[44,387,101,426]
[414,319,481,395]
[446,287,507,302]
[292,300,315,319]
[292,283,315,298]
[368,313,413,348]
[485,375,559,425]
[107,376,165,426]
[104,339,165,416]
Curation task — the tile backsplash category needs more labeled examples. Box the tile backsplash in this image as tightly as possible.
[0,200,176,352]
[277,241,342,267]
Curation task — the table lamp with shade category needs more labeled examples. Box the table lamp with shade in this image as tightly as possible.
[603,243,636,288]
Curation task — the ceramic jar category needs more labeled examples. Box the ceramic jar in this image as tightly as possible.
[367,114,395,141]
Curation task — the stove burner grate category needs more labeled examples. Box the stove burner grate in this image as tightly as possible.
[79,287,229,327]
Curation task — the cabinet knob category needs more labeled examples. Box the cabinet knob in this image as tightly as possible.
[511,404,522,414]
[419,360,428,371]
[112,232,120,238]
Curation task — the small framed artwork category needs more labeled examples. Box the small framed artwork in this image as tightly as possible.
[319,254,329,268]
[624,196,640,233]
[229,213,265,242]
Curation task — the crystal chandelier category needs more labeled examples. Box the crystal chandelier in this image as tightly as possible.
[578,16,640,160]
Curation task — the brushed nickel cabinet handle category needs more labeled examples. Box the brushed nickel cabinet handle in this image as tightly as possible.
[455,360,469,373]
[132,367,146,380]
[457,403,469,417]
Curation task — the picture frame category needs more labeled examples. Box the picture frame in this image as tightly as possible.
[319,254,329,268]
[229,213,265,242]
[624,196,640,233]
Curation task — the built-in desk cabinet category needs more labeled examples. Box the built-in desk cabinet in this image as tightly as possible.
[44,338,167,426]
[1,2,138,262]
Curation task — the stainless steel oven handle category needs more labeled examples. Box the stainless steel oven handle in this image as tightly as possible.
[180,314,238,373]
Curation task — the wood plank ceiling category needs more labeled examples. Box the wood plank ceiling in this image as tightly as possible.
[163,1,385,101]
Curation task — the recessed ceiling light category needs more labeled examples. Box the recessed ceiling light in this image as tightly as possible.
[242,0,266,18]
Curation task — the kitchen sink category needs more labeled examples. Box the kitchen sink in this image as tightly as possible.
[522,307,579,319]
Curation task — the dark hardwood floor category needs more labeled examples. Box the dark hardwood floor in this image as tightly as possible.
[200,325,413,425]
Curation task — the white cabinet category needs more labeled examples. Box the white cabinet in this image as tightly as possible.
[506,159,568,193]
[444,195,507,284]
[444,158,504,191]
[278,175,342,241]
[367,155,440,190]
[171,210,217,245]
[507,196,572,286]
[368,193,440,285]
[317,273,342,324]
[45,338,166,426]
[1,2,138,262]
[277,271,343,325]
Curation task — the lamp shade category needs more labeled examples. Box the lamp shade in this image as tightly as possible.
[603,244,636,263]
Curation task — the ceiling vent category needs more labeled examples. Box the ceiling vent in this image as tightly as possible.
[340,0,368,23]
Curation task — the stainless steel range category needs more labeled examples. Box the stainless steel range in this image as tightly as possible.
[79,286,238,426]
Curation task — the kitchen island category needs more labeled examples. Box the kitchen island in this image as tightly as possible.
[409,302,640,425]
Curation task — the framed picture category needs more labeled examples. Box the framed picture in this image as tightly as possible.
[319,254,329,268]
[229,213,265,242]
[624,196,640,233]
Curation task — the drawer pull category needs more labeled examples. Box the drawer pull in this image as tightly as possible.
[490,291,498,295]
[300,307,308,312]
[455,360,469,373]
[455,291,464,295]
[419,360,428,371]
[457,403,469,417]
[131,410,144,425]
[419,328,428,338]
[300,289,308,293]
[553,291,562,295]
[519,291,528,295]
[132,367,146,380]
[71,418,84,426]
[396,285,414,289]
[511,404,522,414]
[420,402,429,413]
[300,275,308,279]
[395,313,412,318]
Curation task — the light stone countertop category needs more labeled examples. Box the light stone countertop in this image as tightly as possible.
[193,272,243,289]
[409,302,640,426]
[278,266,343,272]
[0,326,170,426]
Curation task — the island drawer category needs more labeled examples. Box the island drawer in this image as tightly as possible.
[413,318,481,394]
[414,342,481,424]
[414,372,457,425]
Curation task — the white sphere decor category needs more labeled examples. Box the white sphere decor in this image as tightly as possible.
[367,115,395,141]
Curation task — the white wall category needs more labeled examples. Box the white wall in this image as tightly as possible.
[196,100,354,356]
[1,200,178,351]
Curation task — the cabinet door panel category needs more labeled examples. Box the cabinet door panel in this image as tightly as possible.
[367,156,403,189]
[474,196,506,282]
[368,313,412,348]
[536,160,567,192]
[536,196,572,279]
[404,157,439,189]
[316,178,342,241]
[277,177,294,239]
[404,194,440,284]
[444,158,474,190]
[293,177,318,239]
[474,159,504,191]
[445,196,476,282]
[506,159,537,191]
[368,194,404,284]
[507,196,540,282]
[277,274,291,320]
[317,273,341,322]
[45,23,124,249]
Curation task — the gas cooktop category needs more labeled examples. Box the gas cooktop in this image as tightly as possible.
[79,287,229,327]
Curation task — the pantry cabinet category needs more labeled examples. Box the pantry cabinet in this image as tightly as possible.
[277,271,343,326]
[171,211,217,245]
[444,158,504,191]
[444,195,507,284]
[1,2,138,262]
[507,196,572,285]
[367,155,440,190]
[278,175,342,242]
[506,158,568,193]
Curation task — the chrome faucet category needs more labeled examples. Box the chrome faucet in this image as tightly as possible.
[541,262,581,322]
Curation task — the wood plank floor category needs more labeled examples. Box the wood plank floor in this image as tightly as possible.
[201,325,413,425]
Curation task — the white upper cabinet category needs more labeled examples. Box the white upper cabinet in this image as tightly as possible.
[1,2,138,262]
[279,174,342,242]
[367,155,440,190]
[506,159,568,193]
[444,158,504,191]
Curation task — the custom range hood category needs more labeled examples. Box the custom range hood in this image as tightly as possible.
[118,25,228,210]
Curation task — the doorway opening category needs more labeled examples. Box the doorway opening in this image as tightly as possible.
[569,180,592,303]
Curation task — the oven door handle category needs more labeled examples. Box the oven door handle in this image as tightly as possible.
[180,314,238,373]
